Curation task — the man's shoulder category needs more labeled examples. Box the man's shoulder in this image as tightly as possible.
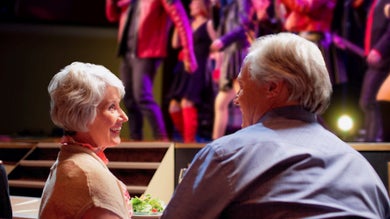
[204,124,282,155]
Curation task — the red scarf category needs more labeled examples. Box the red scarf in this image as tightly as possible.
[61,136,109,164]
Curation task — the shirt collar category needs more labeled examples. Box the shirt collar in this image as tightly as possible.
[61,135,109,164]
[259,105,317,124]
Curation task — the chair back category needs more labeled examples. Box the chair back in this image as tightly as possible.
[0,160,12,219]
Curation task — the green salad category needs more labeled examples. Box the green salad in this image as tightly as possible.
[131,194,165,215]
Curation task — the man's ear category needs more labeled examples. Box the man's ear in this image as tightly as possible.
[385,4,390,18]
[266,80,283,98]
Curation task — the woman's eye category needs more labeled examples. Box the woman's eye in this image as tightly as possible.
[108,104,116,111]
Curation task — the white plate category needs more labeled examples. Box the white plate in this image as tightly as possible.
[132,213,162,219]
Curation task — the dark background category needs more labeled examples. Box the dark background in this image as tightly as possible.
[1,0,111,26]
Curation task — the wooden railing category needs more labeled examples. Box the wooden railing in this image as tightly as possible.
[2,141,172,198]
[2,141,390,196]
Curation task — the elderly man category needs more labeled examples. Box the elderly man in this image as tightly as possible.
[161,33,390,219]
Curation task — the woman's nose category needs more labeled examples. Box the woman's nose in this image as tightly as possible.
[119,108,129,122]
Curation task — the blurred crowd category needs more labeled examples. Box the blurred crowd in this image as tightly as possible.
[106,0,390,143]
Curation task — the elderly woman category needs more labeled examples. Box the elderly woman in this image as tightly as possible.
[39,62,132,219]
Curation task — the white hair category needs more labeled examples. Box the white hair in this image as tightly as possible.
[48,61,125,132]
[243,32,332,114]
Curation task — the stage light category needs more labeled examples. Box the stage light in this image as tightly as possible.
[337,114,353,132]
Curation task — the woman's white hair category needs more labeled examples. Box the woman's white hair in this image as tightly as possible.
[48,62,125,132]
[243,32,332,114]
